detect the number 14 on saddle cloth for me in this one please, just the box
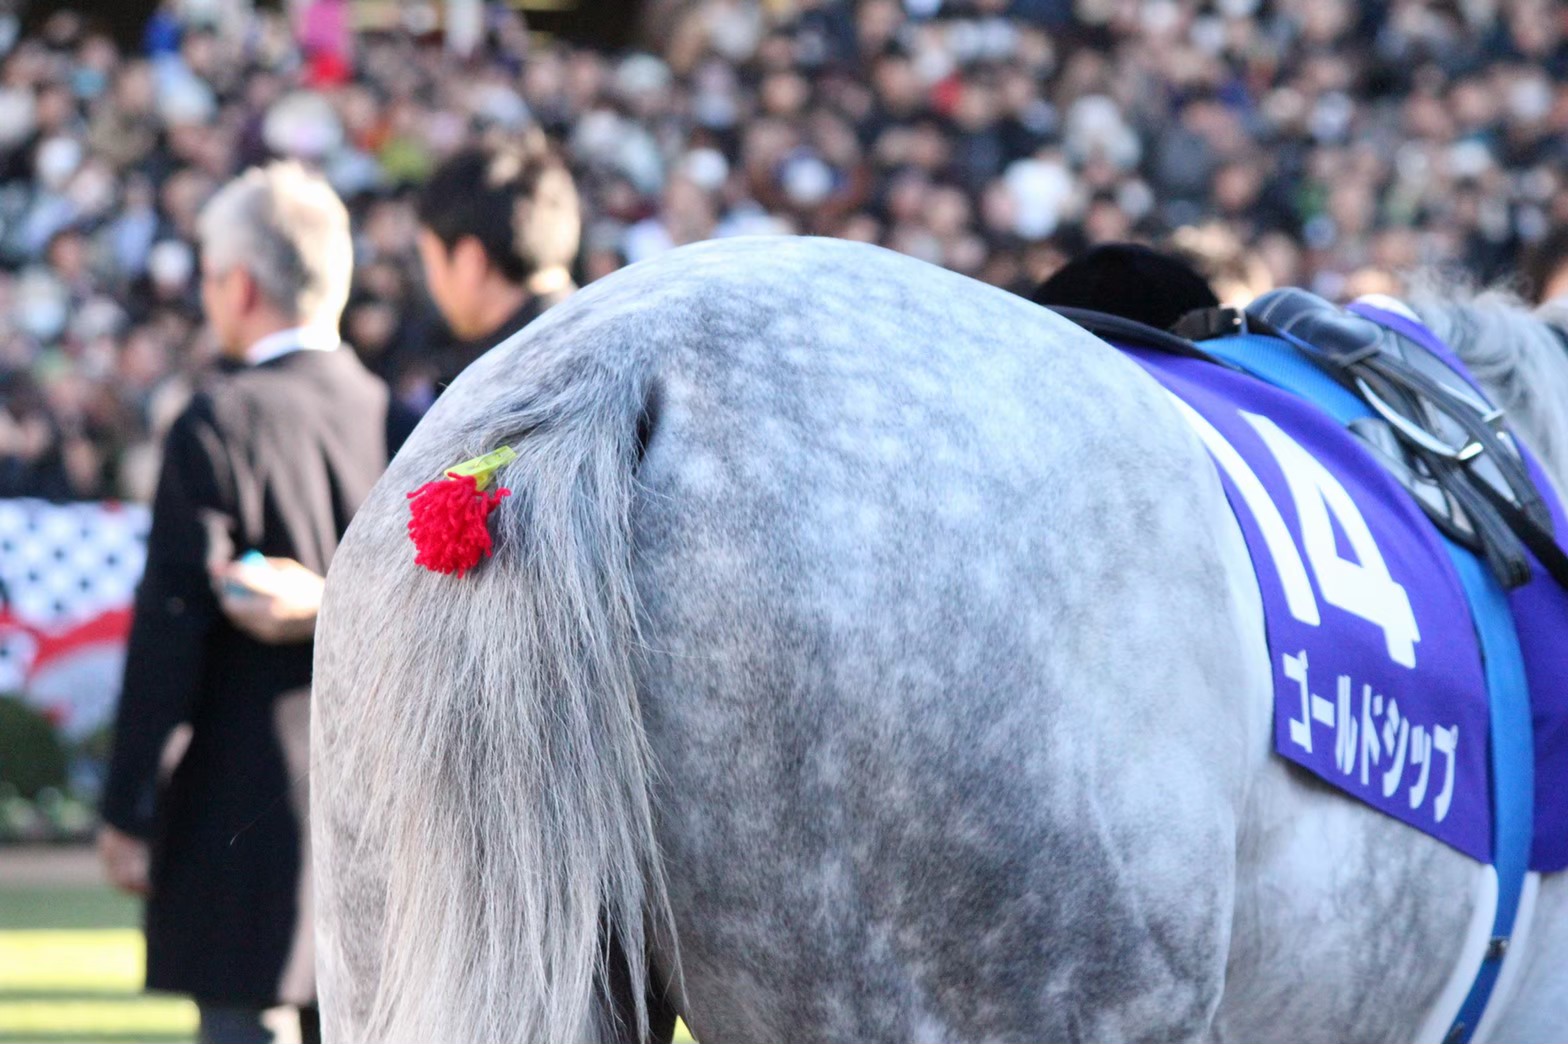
[1125,334,1568,873]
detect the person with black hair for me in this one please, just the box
[1029,241,1219,331]
[1523,226,1568,305]
[0,371,72,499]
[408,135,581,396]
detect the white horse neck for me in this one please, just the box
[1411,293,1568,500]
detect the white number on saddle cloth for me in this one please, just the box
[1244,413,1421,668]
[1165,396,1321,625]
[1164,392,1420,668]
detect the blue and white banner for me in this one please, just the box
[0,499,149,740]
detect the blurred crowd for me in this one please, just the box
[1,0,1567,501]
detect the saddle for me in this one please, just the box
[1053,291,1568,592]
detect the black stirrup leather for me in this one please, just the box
[1247,288,1568,592]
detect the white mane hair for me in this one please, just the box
[1407,288,1568,497]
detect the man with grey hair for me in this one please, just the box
[98,161,411,1044]
[195,160,356,362]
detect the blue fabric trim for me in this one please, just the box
[1445,542,1532,1042]
[1201,335,1534,1042]
[1202,335,1365,425]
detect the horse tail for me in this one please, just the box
[313,346,669,1043]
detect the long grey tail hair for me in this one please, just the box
[313,338,671,1043]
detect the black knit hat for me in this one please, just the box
[1029,242,1219,331]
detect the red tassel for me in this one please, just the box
[406,472,512,576]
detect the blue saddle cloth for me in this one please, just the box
[1116,315,1568,873]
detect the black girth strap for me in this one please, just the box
[1045,306,1225,365]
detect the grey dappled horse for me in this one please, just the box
[311,237,1568,1042]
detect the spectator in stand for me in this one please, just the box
[1523,225,1568,305]
[1167,222,1275,307]
[0,369,71,498]
[1,1,1567,500]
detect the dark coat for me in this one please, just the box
[379,287,572,407]
[435,289,574,391]
[100,345,415,1007]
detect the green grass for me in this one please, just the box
[0,880,192,1041]
[0,920,198,1042]
[0,885,141,931]
[1,882,694,1042]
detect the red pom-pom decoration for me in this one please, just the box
[406,472,512,576]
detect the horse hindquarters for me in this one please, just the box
[622,269,1269,1038]
[315,236,1264,1042]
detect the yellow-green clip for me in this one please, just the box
[444,446,518,490]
